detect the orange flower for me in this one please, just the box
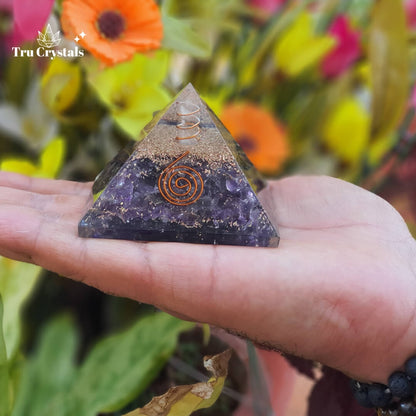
[221,103,289,174]
[61,0,163,65]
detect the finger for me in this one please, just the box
[265,176,407,233]
[0,171,92,196]
[0,186,92,218]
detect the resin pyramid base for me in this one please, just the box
[79,155,279,247]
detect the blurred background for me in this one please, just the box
[0,0,415,415]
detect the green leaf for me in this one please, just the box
[347,0,375,22]
[0,296,10,416]
[12,315,78,416]
[5,55,32,105]
[161,0,212,57]
[162,15,211,58]
[162,0,176,16]
[161,0,249,33]
[0,258,40,360]
[369,0,410,140]
[66,313,193,414]
[274,12,335,77]
[132,51,170,86]
[236,4,305,86]
[11,313,192,416]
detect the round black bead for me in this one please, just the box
[379,404,399,416]
[405,357,416,380]
[398,401,416,415]
[388,372,416,399]
[368,383,393,408]
[351,380,373,408]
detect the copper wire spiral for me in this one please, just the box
[158,151,204,206]
[176,101,201,141]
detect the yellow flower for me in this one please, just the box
[41,58,81,114]
[87,51,170,139]
[322,97,370,165]
[275,12,336,77]
[1,137,66,178]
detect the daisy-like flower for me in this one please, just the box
[221,103,290,174]
[61,0,163,65]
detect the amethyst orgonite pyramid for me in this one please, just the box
[79,84,279,247]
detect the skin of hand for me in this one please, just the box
[0,170,415,384]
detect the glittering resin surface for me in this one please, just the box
[79,84,279,247]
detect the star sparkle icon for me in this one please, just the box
[74,32,86,43]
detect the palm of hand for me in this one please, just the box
[262,176,416,382]
[0,171,415,382]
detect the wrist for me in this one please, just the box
[351,355,416,414]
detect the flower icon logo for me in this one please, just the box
[37,24,61,48]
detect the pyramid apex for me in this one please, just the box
[175,83,201,102]
[183,82,197,91]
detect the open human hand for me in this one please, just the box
[0,170,415,384]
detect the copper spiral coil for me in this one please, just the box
[158,151,204,206]
[176,101,201,140]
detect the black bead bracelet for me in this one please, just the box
[351,356,416,415]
